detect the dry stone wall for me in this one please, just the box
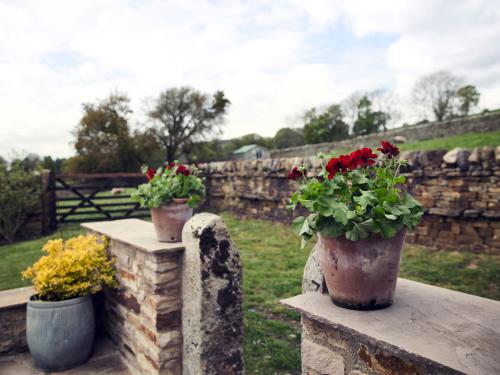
[201,146,500,254]
[271,111,500,158]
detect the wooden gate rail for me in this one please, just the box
[47,172,148,226]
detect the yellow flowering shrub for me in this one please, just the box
[22,234,118,301]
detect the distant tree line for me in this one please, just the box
[2,70,484,173]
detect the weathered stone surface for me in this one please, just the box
[82,219,184,254]
[419,149,447,167]
[302,243,326,294]
[0,287,34,355]
[302,338,344,374]
[182,213,244,375]
[393,135,407,143]
[481,146,495,168]
[282,279,500,375]
[469,147,481,163]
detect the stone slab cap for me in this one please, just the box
[82,219,184,254]
[0,287,35,311]
[281,278,500,375]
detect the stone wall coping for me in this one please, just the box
[281,278,500,375]
[0,286,35,311]
[82,219,184,254]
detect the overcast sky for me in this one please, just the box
[1,0,500,158]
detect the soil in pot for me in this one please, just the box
[318,229,406,310]
[150,200,193,242]
[27,294,95,371]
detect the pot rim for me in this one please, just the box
[28,294,91,308]
[318,228,407,243]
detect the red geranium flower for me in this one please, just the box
[326,157,344,179]
[351,147,378,168]
[145,167,156,181]
[165,162,176,169]
[377,141,399,159]
[176,165,191,176]
[288,165,306,180]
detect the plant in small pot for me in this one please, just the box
[22,235,117,371]
[288,141,423,310]
[131,162,205,242]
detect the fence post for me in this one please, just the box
[47,170,57,231]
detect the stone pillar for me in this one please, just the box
[182,213,244,375]
[82,216,243,375]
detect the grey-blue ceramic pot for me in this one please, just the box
[27,294,95,371]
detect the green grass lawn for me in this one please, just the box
[399,130,500,151]
[1,214,499,374]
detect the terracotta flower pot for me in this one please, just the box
[150,200,193,242]
[318,229,406,310]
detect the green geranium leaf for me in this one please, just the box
[320,221,344,238]
[291,216,306,234]
[378,219,403,239]
[353,190,377,210]
[351,169,370,186]
[395,175,406,184]
[345,219,374,241]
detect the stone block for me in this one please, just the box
[302,339,344,375]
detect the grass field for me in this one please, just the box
[1,215,499,374]
[399,130,500,151]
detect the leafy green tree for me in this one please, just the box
[132,128,165,167]
[352,96,389,136]
[147,87,230,162]
[273,127,305,149]
[71,92,140,173]
[41,156,65,173]
[303,105,349,144]
[0,163,41,242]
[182,139,225,163]
[456,85,480,116]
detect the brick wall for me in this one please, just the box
[201,146,500,254]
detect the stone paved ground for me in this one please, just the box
[0,337,130,375]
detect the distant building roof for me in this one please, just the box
[233,144,264,154]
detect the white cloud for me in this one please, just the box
[0,0,499,157]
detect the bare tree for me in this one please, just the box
[367,89,402,130]
[341,91,364,131]
[411,70,463,122]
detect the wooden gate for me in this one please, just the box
[48,172,149,226]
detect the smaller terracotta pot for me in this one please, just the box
[150,201,193,242]
[318,229,406,310]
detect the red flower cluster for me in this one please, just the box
[326,148,378,179]
[288,165,306,180]
[145,167,156,181]
[176,165,190,176]
[377,141,399,159]
[165,162,191,176]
